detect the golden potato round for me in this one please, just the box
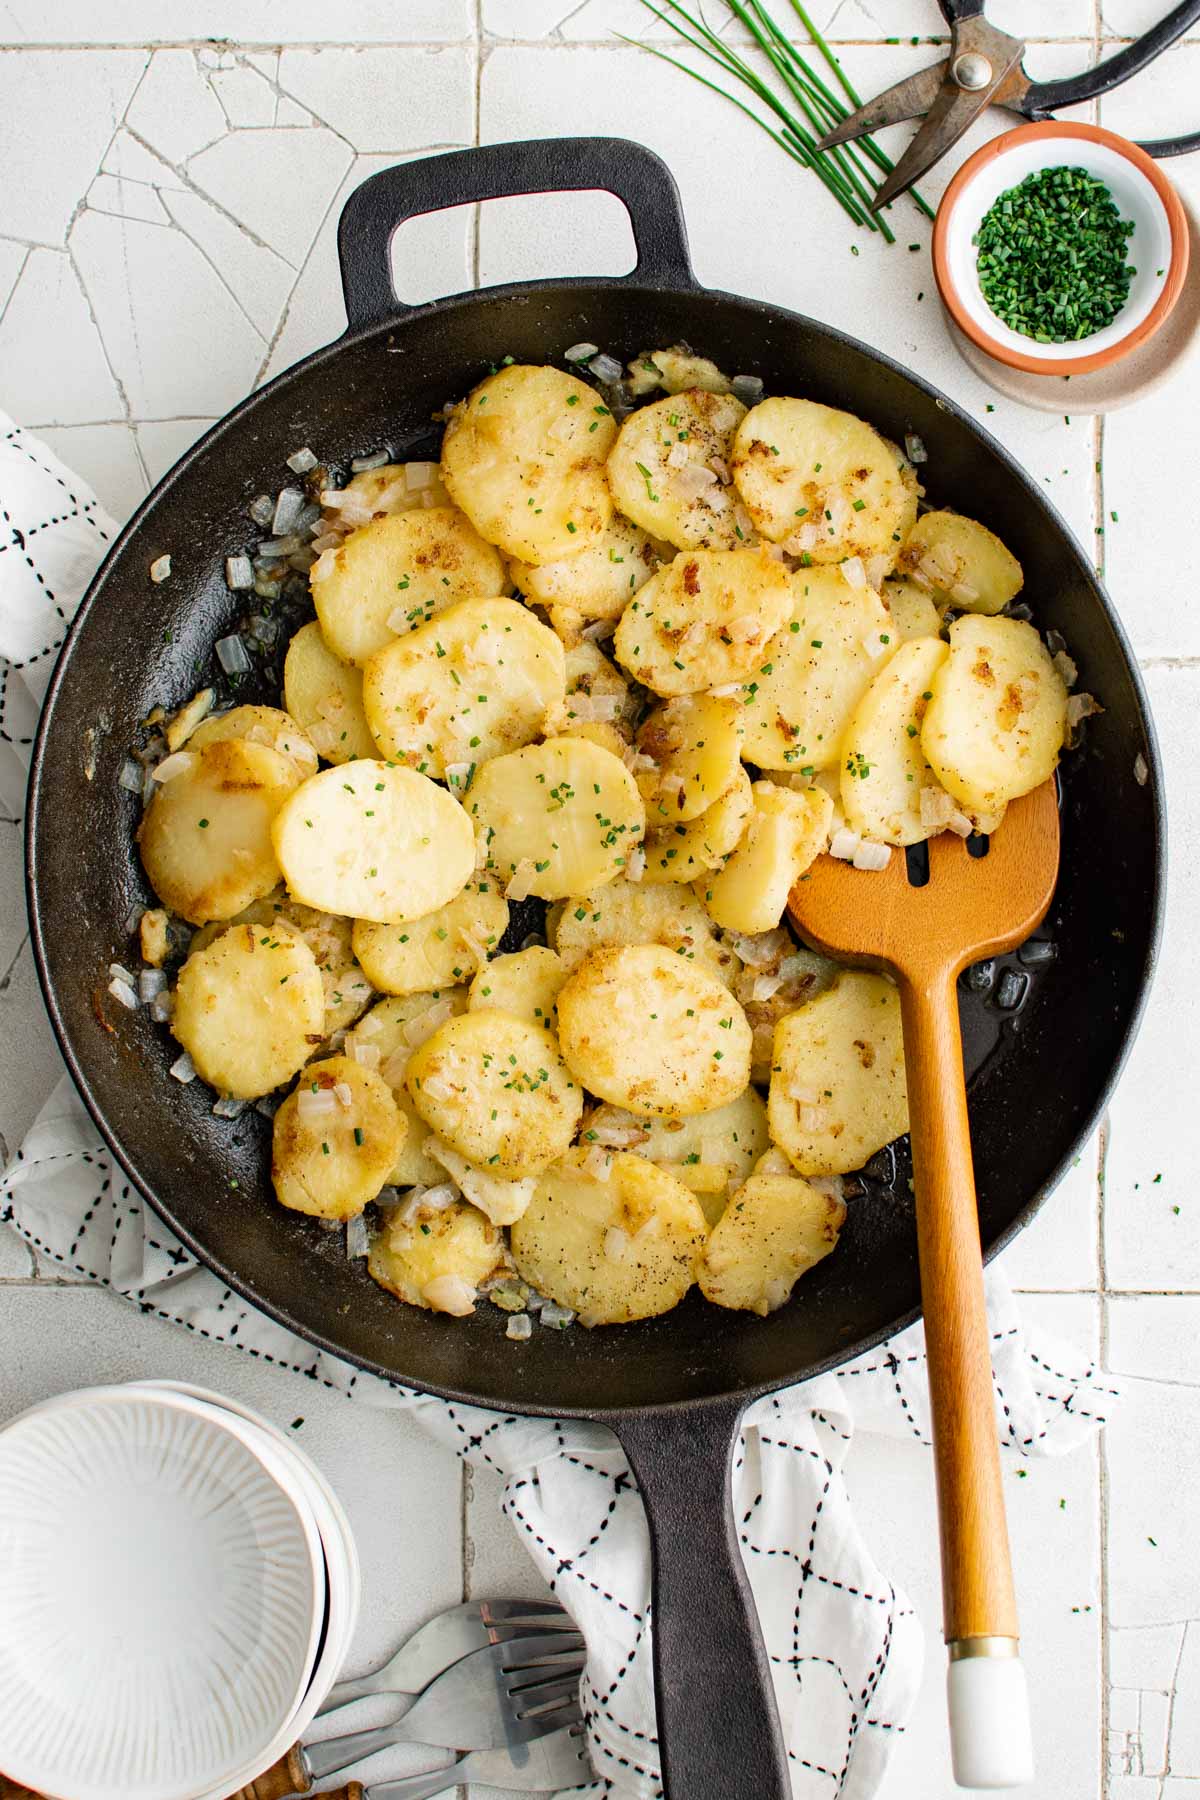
[557,944,752,1117]
[361,596,565,777]
[636,693,743,827]
[283,621,376,765]
[840,635,950,846]
[613,549,793,697]
[468,946,567,1027]
[768,971,908,1176]
[368,1200,503,1314]
[699,1171,845,1315]
[441,364,617,563]
[551,877,739,988]
[312,506,508,666]
[211,888,373,1036]
[468,737,645,900]
[921,615,1068,814]
[731,396,911,561]
[642,768,753,885]
[896,510,1023,615]
[606,388,747,550]
[346,990,468,1186]
[138,738,300,927]
[273,762,475,924]
[883,577,943,643]
[406,1009,583,1178]
[188,704,318,779]
[697,781,832,936]
[509,515,667,621]
[171,920,324,1099]
[272,1054,404,1220]
[586,1083,770,1222]
[738,565,896,772]
[352,877,509,996]
[510,1147,708,1325]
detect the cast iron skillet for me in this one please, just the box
[27,139,1163,1797]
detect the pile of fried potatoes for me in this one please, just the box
[131,346,1074,1331]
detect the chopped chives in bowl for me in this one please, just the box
[973,166,1137,343]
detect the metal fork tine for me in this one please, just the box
[514,1692,586,1723]
[501,1648,586,1675]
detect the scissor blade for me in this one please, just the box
[868,78,997,209]
[815,61,948,149]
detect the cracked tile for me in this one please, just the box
[0,49,146,246]
[0,247,123,426]
[135,419,217,484]
[1110,1622,1186,1690]
[1105,668,1200,1291]
[160,186,294,339]
[0,1222,34,1279]
[0,240,28,317]
[187,126,352,266]
[0,0,472,40]
[37,423,147,525]
[274,46,475,153]
[1170,1623,1200,1776]
[71,208,264,420]
[481,0,1092,37]
[126,49,229,167]
[86,173,170,227]
[208,62,277,128]
[102,128,185,190]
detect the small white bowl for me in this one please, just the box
[0,1386,326,1800]
[933,121,1190,377]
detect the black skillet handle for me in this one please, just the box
[337,137,698,332]
[614,1398,791,1800]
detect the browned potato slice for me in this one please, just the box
[586,1084,770,1224]
[699,1171,845,1314]
[606,389,747,550]
[768,971,908,1175]
[468,737,645,900]
[138,738,300,926]
[896,510,1023,614]
[351,878,509,995]
[311,507,507,666]
[283,621,376,765]
[557,944,752,1116]
[840,636,950,846]
[272,1054,405,1220]
[345,990,468,1186]
[468,946,567,1027]
[189,704,318,779]
[636,693,743,827]
[697,782,832,935]
[731,397,911,562]
[441,364,617,563]
[921,615,1068,813]
[509,516,667,622]
[215,888,374,1036]
[551,877,739,988]
[172,920,324,1099]
[883,576,943,642]
[406,1009,583,1178]
[642,768,754,885]
[510,1147,708,1325]
[273,762,475,924]
[369,1199,504,1314]
[613,549,794,697]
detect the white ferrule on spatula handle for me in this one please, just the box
[947,1638,1034,1789]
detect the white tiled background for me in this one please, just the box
[0,3,1196,1796]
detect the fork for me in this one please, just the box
[320,1597,576,1716]
[299,1632,586,1786]
[336,1723,593,1800]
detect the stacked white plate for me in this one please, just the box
[0,1380,360,1800]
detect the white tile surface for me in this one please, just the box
[1,11,1196,1798]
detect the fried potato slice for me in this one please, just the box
[921,615,1068,813]
[273,761,474,924]
[636,693,744,827]
[697,781,832,935]
[586,1084,770,1226]
[551,877,739,987]
[510,515,667,622]
[896,509,1023,615]
[207,888,373,1036]
[138,738,300,926]
[468,946,567,1027]
[738,565,895,772]
[283,621,376,765]
[557,943,752,1116]
[441,364,617,562]
[368,1199,503,1314]
[510,1146,708,1325]
[699,1170,845,1314]
[351,877,509,996]
[840,636,950,846]
[361,596,565,777]
[172,919,324,1099]
[882,576,944,643]
[613,549,793,697]
[272,1054,405,1220]
[731,396,911,561]
[642,767,754,886]
[345,990,468,1186]
[312,506,508,666]
[607,389,747,550]
[768,970,908,1176]
[468,737,645,901]
[188,704,318,779]
[406,1009,583,1178]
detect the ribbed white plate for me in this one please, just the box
[0,1389,322,1800]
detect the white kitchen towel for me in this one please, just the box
[0,414,1119,1800]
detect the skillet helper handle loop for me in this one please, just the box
[337,136,697,332]
[898,971,1033,1789]
[616,1399,791,1800]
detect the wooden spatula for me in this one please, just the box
[788,778,1059,1790]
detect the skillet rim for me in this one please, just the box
[24,275,1166,1419]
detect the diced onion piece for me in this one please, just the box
[215,634,252,676]
[725,614,762,643]
[674,462,719,498]
[420,1072,456,1103]
[583,1146,614,1182]
[403,998,454,1048]
[287,446,319,474]
[1134,752,1149,786]
[506,1312,533,1340]
[445,760,475,792]
[852,839,891,871]
[946,811,974,839]
[272,486,306,534]
[709,454,731,485]
[626,843,646,883]
[540,1301,575,1329]
[248,494,275,527]
[757,1147,792,1177]
[604,1225,629,1261]
[787,1080,821,1103]
[225,554,254,591]
[580,617,617,642]
[108,975,139,1010]
[169,1051,196,1084]
[920,786,956,831]
[566,692,621,723]
[350,449,390,473]
[864,554,891,589]
[728,927,789,969]
[862,629,890,659]
[505,858,539,902]
[731,373,764,405]
[666,440,690,471]
[298,1085,338,1120]
[212,1096,248,1119]
[118,758,143,793]
[138,969,167,1003]
[149,555,171,584]
[565,342,599,363]
[152,750,196,784]
[950,581,980,605]
[1067,692,1103,730]
[333,1081,354,1109]
[752,970,785,1002]
[150,990,173,1023]
[109,960,136,987]
[798,1104,829,1131]
[904,433,928,464]
[1053,649,1078,688]
[841,555,868,590]
[348,1040,381,1072]
[399,1181,460,1225]
[589,351,623,384]
[829,826,862,862]
[422,1273,477,1316]
[807,1173,846,1203]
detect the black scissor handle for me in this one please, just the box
[1020,0,1200,114]
[938,0,987,19]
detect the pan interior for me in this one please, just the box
[27,284,1160,1415]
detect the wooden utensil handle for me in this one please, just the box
[0,1757,363,1800]
[899,969,1018,1645]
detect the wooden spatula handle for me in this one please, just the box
[0,1760,363,1800]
